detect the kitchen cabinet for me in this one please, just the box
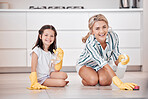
[0,12,26,30]
[0,31,26,48]
[0,50,26,67]
[0,9,143,70]
[27,12,88,30]
[0,11,26,67]
[89,12,140,29]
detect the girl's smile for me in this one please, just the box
[39,29,55,50]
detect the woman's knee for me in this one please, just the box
[99,75,112,86]
[79,66,98,86]
[86,76,98,86]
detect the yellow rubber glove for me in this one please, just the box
[27,72,49,90]
[53,48,64,71]
[112,76,137,90]
[118,54,129,65]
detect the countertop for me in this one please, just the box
[0,8,143,12]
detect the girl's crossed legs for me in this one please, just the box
[79,65,112,86]
[43,72,69,87]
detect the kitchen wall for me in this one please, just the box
[0,0,120,9]
[143,0,148,72]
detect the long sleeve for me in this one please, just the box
[111,32,121,62]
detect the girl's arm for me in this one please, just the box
[28,52,49,90]
[31,52,38,72]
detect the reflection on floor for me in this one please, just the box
[0,72,148,99]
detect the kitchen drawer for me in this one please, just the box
[27,50,31,67]
[0,50,26,67]
[0,31,26,48]
[27,12,88,30]
[27,31,38,49]
[120,48,141,65]
[0,12,26,30]
[62,49,83,66]
[116,31,140,48]
[57,31,87,49]
[89,12,141,29]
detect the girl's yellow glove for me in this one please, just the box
[118,54,129,65]
[112,76,137,90]
[27,72,49,90]
[53,48,64,71]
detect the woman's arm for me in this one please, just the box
[112,32,121,66]
[115,59,119,66]
[103,64,116,78]
[31,52,38,72]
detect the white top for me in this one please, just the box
[30,46,54,79]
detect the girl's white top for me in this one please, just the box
[30,46,54,79]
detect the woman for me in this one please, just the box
[76,14,137,90]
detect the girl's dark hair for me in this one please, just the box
[32,25,57,53]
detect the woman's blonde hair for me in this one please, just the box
[82,14,109,43]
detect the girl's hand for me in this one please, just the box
[53,48,64,71]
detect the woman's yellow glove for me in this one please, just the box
[112,76,137,90]
[27,72,49,90]
[53,48,64,71]
[118,54,129,65]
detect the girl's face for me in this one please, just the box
[92,21,108,43]
[40,29,55,49]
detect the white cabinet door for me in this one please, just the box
[89,12,140,29]
[27,50,31,67]
[120,49,141,65]
[62,49,83,66]
[57,31,87,49]
[0,31,26,48]
[0,12,26,30]
[27,12,89,30]
[0,50,26,67]
[115,31,140,48]
[27,31,38,49]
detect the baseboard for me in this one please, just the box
[0,65,142,73]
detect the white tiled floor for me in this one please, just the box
[0,72,148,99]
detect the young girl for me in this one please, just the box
[28,25,69,90]
[76,14,137,90]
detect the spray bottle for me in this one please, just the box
[116,54,129,79]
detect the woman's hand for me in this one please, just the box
[118,54,129,65]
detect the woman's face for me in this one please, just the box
[40,29,55,48]
[92,21,108,43]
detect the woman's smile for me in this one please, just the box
[92,21,108,43]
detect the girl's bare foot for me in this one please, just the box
[66,81,69,85]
